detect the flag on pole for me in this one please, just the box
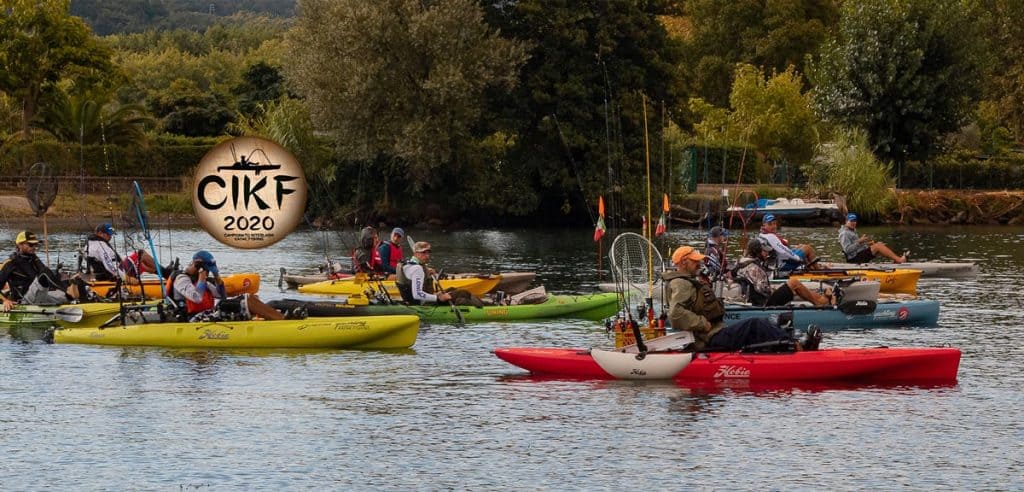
[655,193,668,237]
[593,196,607,242]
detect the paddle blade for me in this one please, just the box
[54,306,84,323]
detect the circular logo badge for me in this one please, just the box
[192,137,307,249]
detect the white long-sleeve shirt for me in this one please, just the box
[85,238,123,279]
[758,231,804,268]
[400,262,438,303]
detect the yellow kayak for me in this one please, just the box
[790,268,921,294]
[89,273,261,299]
[298,275,501,298]
[53,314,419,349]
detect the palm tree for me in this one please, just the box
[32,87,153,146]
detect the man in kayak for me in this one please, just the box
[171,250,284,321]
[838,213,907,263]
[704,226,729,281]
[733,238,833,307]
[395,241,454,305]
[1,231,86,310]
[758,214,821,271]
[663,245,820,351]
[352,226,384,275]
[377,227,406,276]
[84,223,122,281]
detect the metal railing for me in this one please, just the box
[0,176,186,194]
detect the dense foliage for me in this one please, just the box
[1,0,1023,227]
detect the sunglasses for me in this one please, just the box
[420,250,432,254]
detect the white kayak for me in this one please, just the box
[827,261,977,278]
[590,348,693,380]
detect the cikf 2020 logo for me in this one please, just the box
[192,137,307,249]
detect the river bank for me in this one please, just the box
[3,188,1023,229]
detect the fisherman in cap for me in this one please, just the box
[1,231,85,310]
[378,227,406,276]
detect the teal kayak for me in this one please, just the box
[723,299,940,329]
[269,293,620,323]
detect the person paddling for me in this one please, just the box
[84,223,123,281]
[378,227,406,276]
[663,245,820,351]
[395,242,454,305]
[171,250,284,321]
[758,214,822,271]
[838,213,907,264]
[1,231,86,310]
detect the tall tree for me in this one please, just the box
[976,0,1024,142]
[679,0,839,107]
[811,0,985,166]
[33,86,152,146]
[0,0,115,137]
[284,0,524,188]
[490,0,685,218]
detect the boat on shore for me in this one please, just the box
[727,197,841,221]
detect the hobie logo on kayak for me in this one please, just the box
[713,365,751,379]
[192,137,307,249]
[198,329,230,340]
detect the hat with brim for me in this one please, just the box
[672,246,706,264]
[16,231,40,245]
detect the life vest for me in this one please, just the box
[395,259,433,304]
[384,242,403,272]
[675,275,726,323]
[167,271,216,314]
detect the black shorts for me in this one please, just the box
[846,248,875,263]
[764,283,795,307]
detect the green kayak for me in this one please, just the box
[269,293,620,323]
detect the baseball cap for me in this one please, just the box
[15,231,40,244]
[709,226,729,238]
[847,213,858,222]
[96,223,115,236]
[413,241,431,253]
[671,246,705,264]
[192,250,219,274]
[763,214,776,224]
[392,227,405,237]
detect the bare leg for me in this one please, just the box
[140,252,157,273]
[796,244,822,269]
[787,278,831,306]
[246,294,284,320]
[870,242,906,263]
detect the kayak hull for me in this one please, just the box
[493,346,961,383]
[828,261,977,278]
[789,269,920,295]
[90,273,260,299]
[723,299,940,329]
[284,271,535,294]
[269,293,620,323]
[298,276,501,298]
[53,315,420,349]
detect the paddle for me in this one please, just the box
[129,182,168,301]
[53,306,84,323]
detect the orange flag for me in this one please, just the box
[593,196,606,242]
[655,193,668,237]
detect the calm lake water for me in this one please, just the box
[2,224,1022,489]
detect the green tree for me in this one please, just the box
[805,128,895,216]
[33,85,152,145]
[810,0,985,168]
[0,0,116,137]
[232,61,287,117]
[690,64,819,183]
[147,79,234,136]
[283,0,527,204]
[975,0,1024,142]
[490,0,684,218]
[679,0,839,107]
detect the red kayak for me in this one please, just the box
[493,346,960,384]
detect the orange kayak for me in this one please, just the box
[89,273,261,299]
